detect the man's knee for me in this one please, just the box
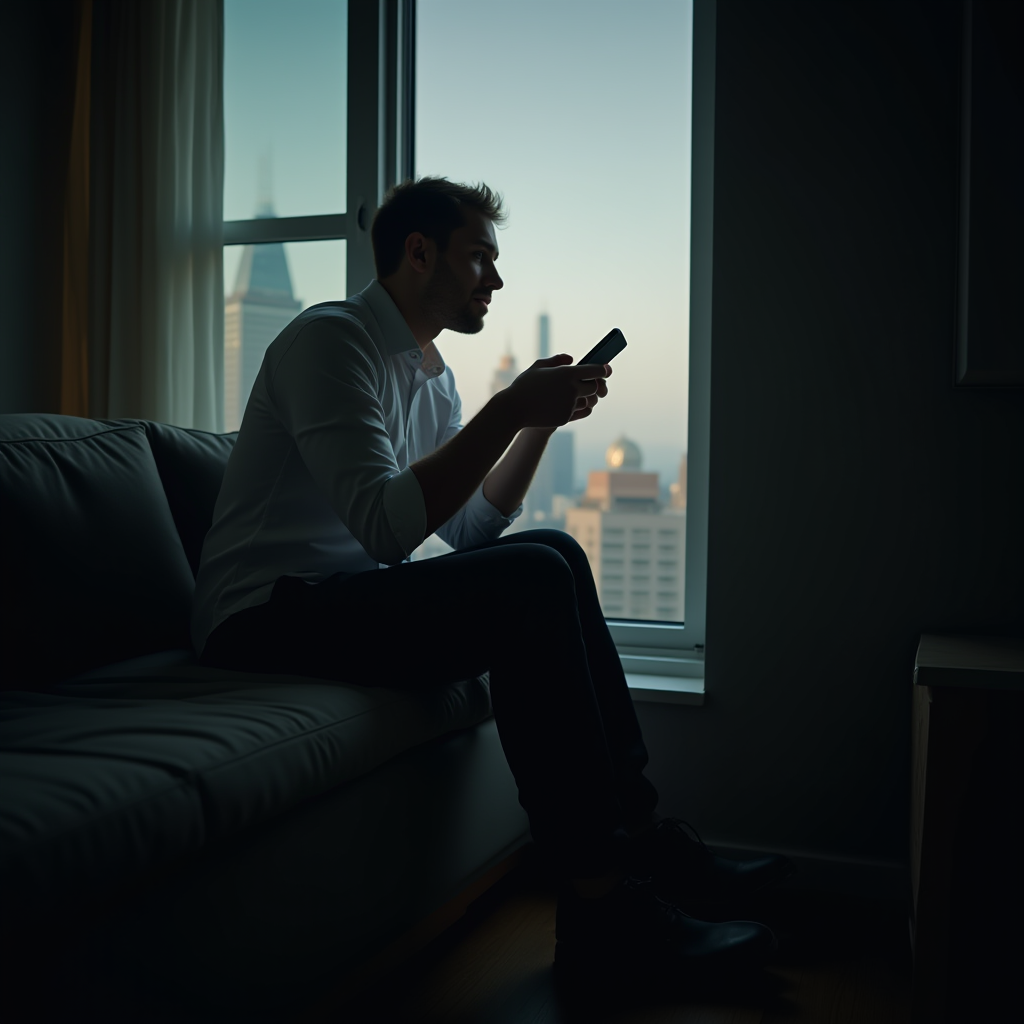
[510,540,575,581]
[492,541,576,612]
[519,529,589,571]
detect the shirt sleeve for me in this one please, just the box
[267,315,427,565]
[433,385,523,550]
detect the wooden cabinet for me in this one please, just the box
[910,635,1024,1024]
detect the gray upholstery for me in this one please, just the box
[39,718,529,1023]
[0,415,195,684]
[0,664,494,916]
[143,421,238,578]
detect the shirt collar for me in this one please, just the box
[360,279,446,378]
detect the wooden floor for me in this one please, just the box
[325,855,913,1024]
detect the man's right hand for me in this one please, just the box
[503,353,612,430]
[411,355,611,538]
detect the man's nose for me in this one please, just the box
[487,264,504,290]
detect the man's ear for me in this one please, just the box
[404,232,434,275]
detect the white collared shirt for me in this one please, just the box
[191,280,522,654]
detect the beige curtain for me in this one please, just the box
[91,0,224,430]
[61,1,93,418]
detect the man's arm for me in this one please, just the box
[410,355,609,538]
[482,426,555,516]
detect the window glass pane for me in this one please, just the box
[415,0,692,623]
[223,240,347,431]
[224,0,347,221]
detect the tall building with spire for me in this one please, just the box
[538,313,550,360]
[223,190,302,431]
[487,338,575,529]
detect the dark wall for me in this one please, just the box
[638,0,1024,867]
[0,2,77,414]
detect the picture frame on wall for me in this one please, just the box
[954,0,1023,387]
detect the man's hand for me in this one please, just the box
[503,353,611,430]
[411,354,612,536]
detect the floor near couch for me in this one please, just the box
[305,846,913,1024]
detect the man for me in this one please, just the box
[193,177,791,981]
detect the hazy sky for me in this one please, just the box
[224,0,693,483]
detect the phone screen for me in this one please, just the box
[579,328,627,366]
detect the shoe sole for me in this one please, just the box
[659,863,798,918]
[553,928,778,985]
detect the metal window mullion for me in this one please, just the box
[347,0,416,297]
[382,1,416,197]
[400,0,416,182]
[347,0,382,295]
[681,0,715,653]
[223,214,348,246]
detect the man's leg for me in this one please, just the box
[203,537,636,880]
[459,529,659,835]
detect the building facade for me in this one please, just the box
[564,437,686,622]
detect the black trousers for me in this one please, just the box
[201,529,659,878]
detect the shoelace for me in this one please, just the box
[655,818,718,860]
[623,873,697,923]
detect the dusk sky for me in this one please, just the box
[224,0,693,483]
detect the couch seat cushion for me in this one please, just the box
[0,664,492,917]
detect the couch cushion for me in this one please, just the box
[143,421,237,578]
[0,416,196,686]
[0,663,493,916]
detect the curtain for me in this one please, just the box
[61,1,92,418]
[91,0,224,431]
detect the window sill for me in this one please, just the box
[626,673,705,705]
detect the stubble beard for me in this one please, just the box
[422,255,486,335]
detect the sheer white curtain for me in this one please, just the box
[91,0,224,431]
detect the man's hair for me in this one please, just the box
[371,177,506,278]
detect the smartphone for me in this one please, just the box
[578,328,627,369]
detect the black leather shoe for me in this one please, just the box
[629,818,795,914]
[554,874,776,982]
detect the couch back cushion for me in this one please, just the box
[0,415,196,686]
[143,422,238,578]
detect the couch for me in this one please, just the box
[0,413,531,1022]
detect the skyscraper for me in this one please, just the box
[564,437,686,622]
[489,349,518,396]
[670,452,688,509]
[527,431,575,525]
[538,313,550,360]
[486,338,575,529]
[223,200,301,431]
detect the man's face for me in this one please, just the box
[421,209,503,335]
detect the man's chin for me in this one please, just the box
[446,314,486,335]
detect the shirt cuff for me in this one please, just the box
[382,466,428,557]
[465,482,523,526]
